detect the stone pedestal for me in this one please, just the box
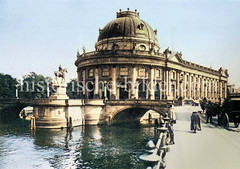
[50,82,69,99]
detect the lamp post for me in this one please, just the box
[15,77,23,99]
[47,85,50,98]
[15,84,19,99]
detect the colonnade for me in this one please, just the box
[77,65,227,102]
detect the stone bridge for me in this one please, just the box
[82,99,172,125]
[0,98,172,128]
[0,98,36,122]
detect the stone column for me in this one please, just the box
[211,79,214,100]
[150,67,155,100]
[200,77,203,99]
[208,79,211,99]
[201,78,204,98]
[192,75,196,100]
[214,80,217,101]
[166,69,169,99]
[183,73,187,99]
[160,82,162,100]
[146,82,149,99]
[168,70,171,98]
[215,80,218,99]
[197,76,200,99]
[77,69,81,97]
[224,82,227,99]
[174,82,176,99]
[82,69,86,98]
[111,65,117,99]
[131,65,137,99]
[219,81,223,100]
[94,68,99,99]
[116,87,119,100]
[135,84,139,99]
[213,80,215,100]
[213,79,216,99]
[176,71,180,98]
[206,79,208,99]
[104,82,107,100]
[180,74,184,98]
[209,79,212,100]
[188,74,191,99]
[203,78,206,99]
[163,70,165,99]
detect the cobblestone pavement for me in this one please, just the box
[165,106,240,169]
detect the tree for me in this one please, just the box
[19,72,51,99]
[67,79,79,99]
[0,73,18,98]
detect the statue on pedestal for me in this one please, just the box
[50,65,69,99]
[54,65,68,84]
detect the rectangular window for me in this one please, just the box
[120,67,128,76]
[172,72,175,79]
[139,68,146,77]
[102,67,109,77]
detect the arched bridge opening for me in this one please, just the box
[0,99,34,123]
[110,107,167,125]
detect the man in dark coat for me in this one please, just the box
[191,112,201,133]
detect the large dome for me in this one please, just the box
[98,9,158,43]
[95,9,160,53]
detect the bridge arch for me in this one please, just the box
[109,106,166,124]
[0,101,32,122]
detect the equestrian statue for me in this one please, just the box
[54,65,68,84]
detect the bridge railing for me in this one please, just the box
[105,99,173,105]
[139,117,174,169]
[0,98,35,105]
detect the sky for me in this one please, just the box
[0,0,240,87]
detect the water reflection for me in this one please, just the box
[0,123,155,169]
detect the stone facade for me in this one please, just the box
[75,9,228,103]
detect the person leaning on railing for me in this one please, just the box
[168,105,176,144]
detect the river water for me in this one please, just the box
[0,122,156,169]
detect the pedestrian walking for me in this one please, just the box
[197,111,202,130]
[168,120,175,144]
[190,112,201,133]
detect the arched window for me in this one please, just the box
[87,82,94,99]
[88,68,94,78]
[155,83,160,99]
[156,69,161,79]
[119,82,129,99]
[138,82,147,99]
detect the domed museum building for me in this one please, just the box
[75,9,228,103]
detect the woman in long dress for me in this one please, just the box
[191,112,201,133]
